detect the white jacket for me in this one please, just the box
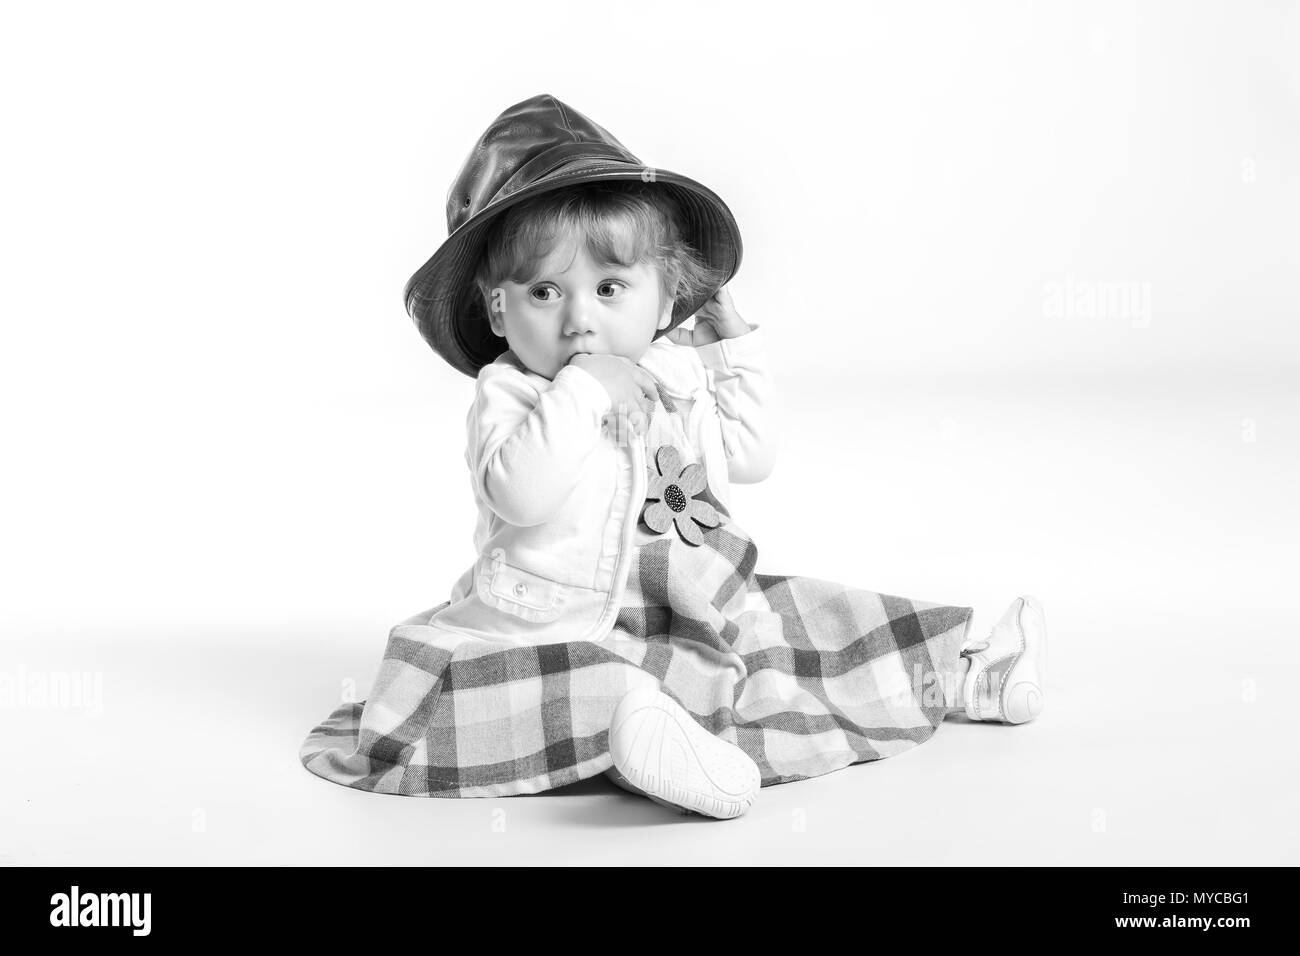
[424,325,778,646]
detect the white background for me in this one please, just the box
[2,0,1296,864]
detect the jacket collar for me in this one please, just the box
[636,337,701,399]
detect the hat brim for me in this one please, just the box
[403,162,743,378]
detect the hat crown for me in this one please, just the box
[445,94,641,234]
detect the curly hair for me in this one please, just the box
[472,181,721,317]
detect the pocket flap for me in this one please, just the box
[476,551,567,622]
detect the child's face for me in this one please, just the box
[486,232,674,381]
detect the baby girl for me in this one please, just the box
[300,94,1048,819]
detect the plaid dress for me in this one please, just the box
[300,508,974,798]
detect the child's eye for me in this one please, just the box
[529,284,559,302]
[597,280,625,297]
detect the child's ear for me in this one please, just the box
[657,292,675,331]
[657,266,681,331]
[486,291,506,337]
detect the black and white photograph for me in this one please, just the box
[1,0,1295,907]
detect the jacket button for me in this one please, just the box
[514,583,528,596]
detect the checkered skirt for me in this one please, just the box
[300,517,973,798]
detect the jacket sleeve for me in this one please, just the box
[693,324,779,484]
[466,362,613,527]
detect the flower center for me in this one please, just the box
[664,484,687,513]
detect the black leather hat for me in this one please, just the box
[403,94,743,377]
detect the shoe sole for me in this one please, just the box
[609,685,761,819]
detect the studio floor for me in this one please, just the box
[4,371,1296,865]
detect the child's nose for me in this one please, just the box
[562,296,595,336]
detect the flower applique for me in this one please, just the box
[641,445,723,546]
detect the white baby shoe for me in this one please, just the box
[604,764,691,815]
[960,596,1047,724]
[608,684,761,819]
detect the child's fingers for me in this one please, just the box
[697,287,726,312]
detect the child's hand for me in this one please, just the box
[569,352,658,434]
[665,286,752,347]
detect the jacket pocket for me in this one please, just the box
[475,548,569,623]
